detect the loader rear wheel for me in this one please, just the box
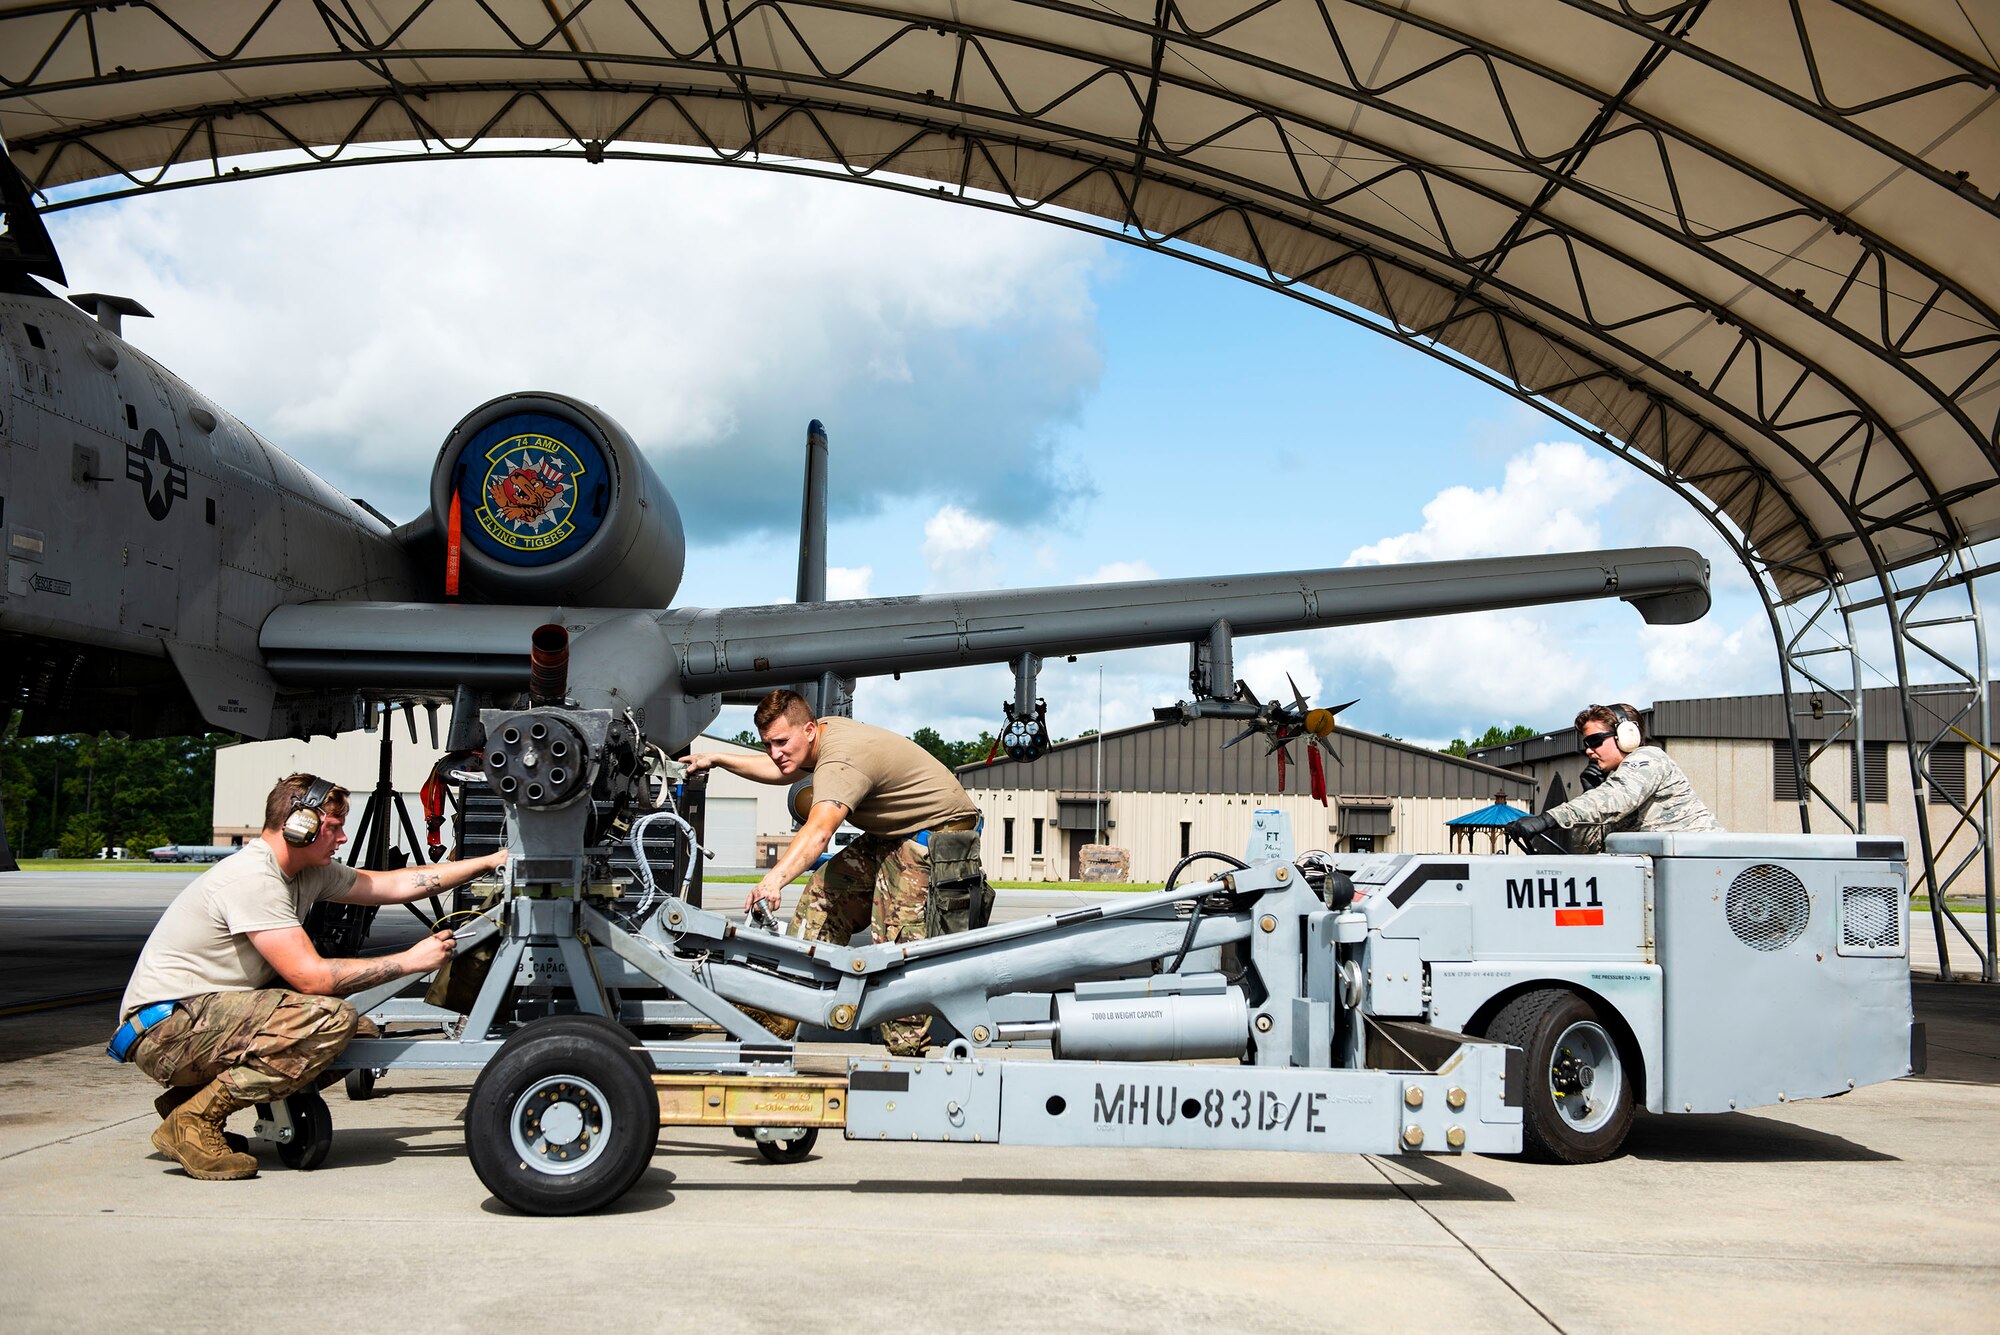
[755,1128,818,1164]
[1485,989,1633,1164]
[467,1016,659,1215]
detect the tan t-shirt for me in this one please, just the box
[808,716,980,838]
[119,840,358,1021]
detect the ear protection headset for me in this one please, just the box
[1612,704,1643,755]
[282,777,337,846]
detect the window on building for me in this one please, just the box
[1179,821,1191,858]
[1851,741,1888,804]
[1927,743,1968,806]
[1773,741,1803,802]
[1032,817,1044,855]
[1002,817,1015,855]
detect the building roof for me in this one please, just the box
[1649,685,1999,746]
[1466,683,2000,767]
[960,715,1533,801]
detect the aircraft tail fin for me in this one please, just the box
[795,419,829,604]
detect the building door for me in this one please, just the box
[703,796,757,869]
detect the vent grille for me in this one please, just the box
[1726,864,1811,951]
[1841,885,1903,951]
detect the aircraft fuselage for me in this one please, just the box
[0,281,418,738]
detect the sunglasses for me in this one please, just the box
[1581,731,1616,753]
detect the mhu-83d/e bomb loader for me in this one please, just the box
[294,696,1920,1215]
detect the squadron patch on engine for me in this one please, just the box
[474,434,584,553]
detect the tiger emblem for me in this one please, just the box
[470,431,588,553]
[491,465,564,526]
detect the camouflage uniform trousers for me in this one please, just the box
[788,832,938,1056]
[131,989,377,1106]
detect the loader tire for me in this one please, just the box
[1485,988,1633,1164]
[467,1016,659,1215]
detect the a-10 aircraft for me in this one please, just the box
[0,144,1711,816]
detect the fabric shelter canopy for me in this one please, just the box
[3,1,1996,603]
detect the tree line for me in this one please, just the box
[0,719,231,858]
[5,714,1540,859]
[1442,724,1538,758]
[737,720,1539,766]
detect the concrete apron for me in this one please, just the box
[2,885,1997,1332]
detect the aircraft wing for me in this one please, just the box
[261,546,1707,740]
[658,546,1706,693]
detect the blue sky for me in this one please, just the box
[42,154,1819,749]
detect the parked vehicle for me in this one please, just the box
[811,829,860,869]
[148,844,238,863]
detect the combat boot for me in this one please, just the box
[153,1086,249,1153]
[151,1080,258,1180]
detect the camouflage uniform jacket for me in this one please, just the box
[1548,745,1719,853]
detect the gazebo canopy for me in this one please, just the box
[1448,801,1531,828]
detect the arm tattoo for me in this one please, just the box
[412,868,444,894]
[327,956,407,995]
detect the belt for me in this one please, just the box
[913,816,982,848]
[106,1000,179,1063]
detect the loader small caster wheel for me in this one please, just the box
[276,1089,334,1171]
[467,1016,659,1215]
[344,1067,378,1101]
[755,1128,818,1164]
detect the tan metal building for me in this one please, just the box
[958,717,1534,883]
[213,717,791,869]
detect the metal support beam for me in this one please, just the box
[1886,551,1996,981]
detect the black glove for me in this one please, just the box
[1579,759,1607,792]
[1506,812,1556,840]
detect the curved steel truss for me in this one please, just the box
[3,0,1997,972]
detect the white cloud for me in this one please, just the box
[1635,613,1775,702]
[860,437,1789,750]
[1346,441,1622,566]
[1078,560,1158,584]
[1239,646,1321,705]
[49,159,1109,537]
[922,505,1001,591]
[856,663,1014,743]
[825,566,873,600]
[50,151,1803,747]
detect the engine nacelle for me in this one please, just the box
[430,392,685,607]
